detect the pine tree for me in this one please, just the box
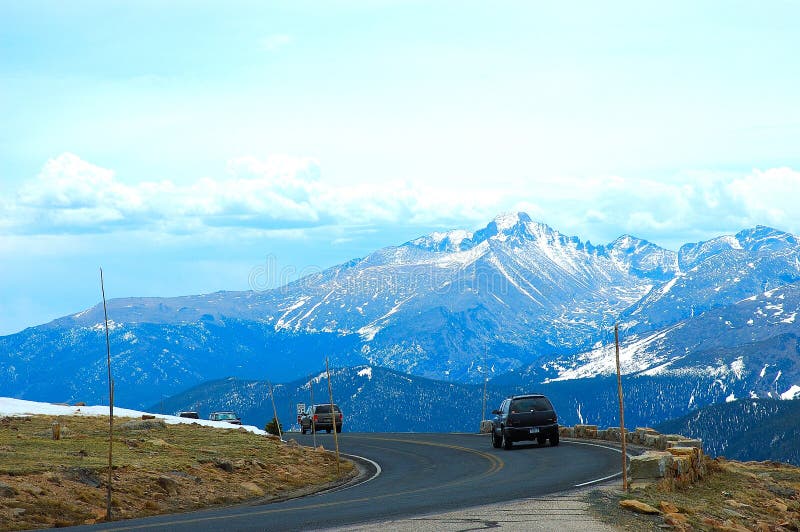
[265,417,282,436]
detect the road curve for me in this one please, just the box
[68,433,622,531]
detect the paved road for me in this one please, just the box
[69,433,622,531]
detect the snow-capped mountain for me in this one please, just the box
[621,226,800,333]
[1,214,798,413]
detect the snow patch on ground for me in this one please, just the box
[780,385,800,400]
[357,367,373,380]
[90,320,122,331]
[720,235,743,250]
[725,393,736,403]
[357,324,381,341]
[731,356,744,379]
[546,323,685,381]
[0,397,267,435]
[275,296,311,330]
[73,307,93,319]
[660,276,679,295]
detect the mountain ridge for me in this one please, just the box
[1,214,799,414]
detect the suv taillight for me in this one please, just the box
[339,413,343,420]
[313,414,318,422]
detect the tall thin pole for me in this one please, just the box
[481,351,488,425]
[481,377,487,423]
[614,323,628,491]
[100,268,114,520]
[268,380,282,440]
[310,378,317,449]
[325,358,341,475]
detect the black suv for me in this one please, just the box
[491,394,559,449]
[299,404,343,434]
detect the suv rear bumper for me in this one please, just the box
[503,423,559,442]
[311,423,342,431]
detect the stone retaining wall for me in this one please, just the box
[559,425,707,489]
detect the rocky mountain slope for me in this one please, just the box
[1,214,799,415]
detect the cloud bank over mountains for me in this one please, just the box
[4,152,800,249]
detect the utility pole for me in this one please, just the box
[614,323,628,491]
[326,358,341,475]
[310,378,316,449]
[100,268,114,520]
[481,351,488,426]
[481,376,488,423]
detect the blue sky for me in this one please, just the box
[1,1,799,334]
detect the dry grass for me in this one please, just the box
[0,415,355,530]
[590,457,800,530]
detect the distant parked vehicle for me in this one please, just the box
[209,411,242,425]
[299,404,343,434]
[177,411,200,419]
[490,394,559,450]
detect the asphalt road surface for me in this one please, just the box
[68,433,622,531]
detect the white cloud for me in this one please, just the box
[727,167,800,228]
[5,153,800,248]
[525,169,800,247]
[8,153,323,234]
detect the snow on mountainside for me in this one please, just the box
[1,215,799,413]
[523,282,800,402]
[622,226,800,333]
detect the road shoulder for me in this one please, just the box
[324,483,623,531]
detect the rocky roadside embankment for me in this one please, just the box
[560,424,800,531]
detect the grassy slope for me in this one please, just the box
[0,415,354,530]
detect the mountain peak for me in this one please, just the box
[679,225,799,269]
[735,225,797,249]
[493,211,532,231]
[471,211,554,245]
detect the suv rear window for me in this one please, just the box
[510,397,553,412]
[315,405,340,414]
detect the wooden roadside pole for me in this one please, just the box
[481,377,488,425]
[614,323,628,491]
[325,358,341,476]
[310,378,317,449]
[267,380,283,440]
[100,268,114,520]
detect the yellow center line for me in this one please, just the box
[101,435,505,530]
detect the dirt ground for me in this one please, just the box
[588,458,800,531]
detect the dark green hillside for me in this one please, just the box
[656,399,800,466]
